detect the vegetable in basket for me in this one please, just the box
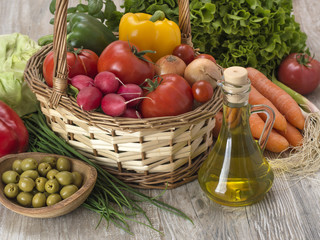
[97,40,155,85]
[140,74,193,118]
[0,100,29,157]
[43,48,98,88]
[119,10,181,62]
[39,13,117,55]
[122,0,309,78]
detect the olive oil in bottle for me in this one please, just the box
[198,67,275,207]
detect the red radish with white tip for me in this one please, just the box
[94,71,122,94]
[117,84,143,107]
[121,108,141,118]
[101,93,127,117]
[71,75,94,90]
[77,86,103,111]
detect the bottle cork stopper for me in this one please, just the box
[222,66,250,104]
[224,66,248,85]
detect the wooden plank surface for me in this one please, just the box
[0,1,320,239]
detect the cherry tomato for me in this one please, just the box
[140,74,193,118]
[277,53,320,95]
[192,80,214,103]
[172,44,195,65]
[195,54,216,63]
[97,40,155,85]
[43,49,98,88]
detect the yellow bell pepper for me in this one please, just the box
[119,10,181,62]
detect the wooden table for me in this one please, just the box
[1,1,319,239]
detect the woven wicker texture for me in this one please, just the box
[24,0,223,189]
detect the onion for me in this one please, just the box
[184,58,222,88]
[155,55,186,76]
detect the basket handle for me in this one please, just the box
[178,0,193,47]
[50,0,69,108]
[50,0,192,107]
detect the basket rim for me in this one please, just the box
[24,44,223,132]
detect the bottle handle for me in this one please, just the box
[250,104,275,152]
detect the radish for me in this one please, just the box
[121,108,141,118]
[77,86,103,111]
[71,75,94,90]
[101,93,127,117]
[94,71,122,94]
[117,84,143,107]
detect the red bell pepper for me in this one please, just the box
[0,101,29,157]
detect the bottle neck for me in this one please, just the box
[222,104,250,131]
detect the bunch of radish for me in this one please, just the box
[71,71,143,118]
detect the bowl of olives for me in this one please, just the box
[0,152,97,218]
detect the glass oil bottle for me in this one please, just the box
[198,66,275,207]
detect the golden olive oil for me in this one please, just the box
[198,67,274,207]
[198,106,274,206]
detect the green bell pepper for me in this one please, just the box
[38,13,116,55]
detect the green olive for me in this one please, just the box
[56,157,71,171]
[45,179,60,194]
[2,170,20,184]
[55,171,73,186]
[41,156,57,168]
[46,193,62,206]
[37,162,52,177]
[12,159,23,174]
[20,170,39,180]
[18,177,35,192]
[32,193,47,208]
[16,192,33,207]
[4,183,19,198]
[60,185,78,199]
[21,158,38,171]
[72,171,83,188]
[35,177,47,192]
[46,169,59,180]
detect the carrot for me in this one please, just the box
[249,113,289,153]
[212,111,223,138]
[247,67,305,130]
[277,121,304,147]
[249,85,287,131]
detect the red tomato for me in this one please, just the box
[192,80,214,103]
[172,44,195,65]
[140,74,193,118]
[278,53,320,95]
[195,54,216,63]
[97,40,155,85]
[43,49,98,87]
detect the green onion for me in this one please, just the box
[23,110,192,235]
[272,78,320,114]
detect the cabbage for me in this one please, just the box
[0,33,40,116]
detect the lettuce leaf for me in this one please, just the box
[123,0,308,78]
[0,33,40,116]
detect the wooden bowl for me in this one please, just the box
[0,152,97,218]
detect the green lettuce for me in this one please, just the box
[0,33,40,116]
[123,0,308,78]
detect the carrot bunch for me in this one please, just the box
[212,67,305,153]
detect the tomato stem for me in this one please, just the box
[128,41,155,65]
[295,53,313,67]
[142,76,163,93]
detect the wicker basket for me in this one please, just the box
[24,0,223,189]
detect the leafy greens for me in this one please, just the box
[123,0,308,77]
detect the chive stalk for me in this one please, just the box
[23,110,192,235]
